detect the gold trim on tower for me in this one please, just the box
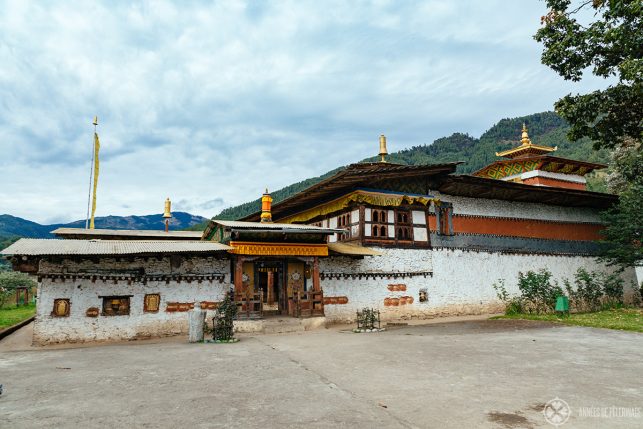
[495,124,557,159]
[228,241,328,256]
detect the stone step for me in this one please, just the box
[234,316,326,334]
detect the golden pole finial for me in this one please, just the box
[261,189,273,223]
[379,134,388,163]
[163,197,172,232]
[93,116,98,126]
[521,123,531,145]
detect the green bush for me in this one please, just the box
[569,268,604,312]
[493,268,629,316]
[565,268,624,311]
[0,271,37,309]
[492,279,523,315]
[517,270,563,314]
[601,272,624,308]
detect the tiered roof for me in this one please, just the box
[474,124,605,180]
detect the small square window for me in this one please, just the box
[52,299,70,317]
[102,296,131,316]
[144,294,160,313]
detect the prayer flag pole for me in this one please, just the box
[85,116,98,229]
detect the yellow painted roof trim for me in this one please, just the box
[328,242,383,256]
[496,143,557,158]
[277,189,440,224]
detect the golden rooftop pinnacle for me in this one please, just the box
[379,134,388,163]
[495,124,557,159]
[521,123,531,145]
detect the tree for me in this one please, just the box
[534,0,642,149]
[599,139,642,268]
[0,271,37,308]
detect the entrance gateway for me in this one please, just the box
[204,190,343,320]
[235,257,324,319]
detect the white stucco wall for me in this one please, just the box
[431,191,602,223]
[34,256,231,344]
[320,248,637,323]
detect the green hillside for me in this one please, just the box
[195,111,609,227]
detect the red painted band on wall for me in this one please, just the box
[428,214,603,241]
[522,176,586,190]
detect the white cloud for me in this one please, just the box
[0,0,611,223]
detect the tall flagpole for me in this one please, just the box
[85,116,98,229]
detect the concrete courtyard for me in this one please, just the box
[0,318,641,428]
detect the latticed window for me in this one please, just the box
[337,213,351,227]
[372,209,387,223]
[336,212,352,241]
[370,209,389,239]
[397,227,412,240]
[397,210,410,224]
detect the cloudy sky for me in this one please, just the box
[1,0,608,224]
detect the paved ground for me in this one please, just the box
[0,319,641,428]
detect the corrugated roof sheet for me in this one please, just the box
[213,220,344,233]
[327,242,383,256]
[1,239,231,256]
[52,228,203,240]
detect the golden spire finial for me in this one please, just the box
[261,189,273,223]
[163,197,172,232]
[521,123,531,145]
[93,116,98,126]
[379,134,388,163]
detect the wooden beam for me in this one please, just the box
[234,256,244,293]
[312,257,320,292]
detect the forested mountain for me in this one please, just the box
[199,111,609,226]
[0,212,207,242]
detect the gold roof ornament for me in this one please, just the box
[261,189,273,223]
[379,134,388,163]
[163,198,172,219]
[495,123,557,159]
[521,123,531,145]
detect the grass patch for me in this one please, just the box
[0,303,36,330]
[493,308,643,333]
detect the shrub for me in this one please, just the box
[492,279,523,315]
[565,268,625,311]
[572,268,604,312]
[600,272,624,308]
[517,269,563,314]
[0,272,37,309]
[212,293,237,341]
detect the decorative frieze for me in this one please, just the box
[383,296,414,306]
[321,271,432,280]
[85,307,99,317]
[52,299,70,317]
[166,301,221,312]
[228,241,328,256]
[143,294,161,313]
[37,272,226,284]
[200,301,220,310]
[324,296,349,305]
[166,302,194,312]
